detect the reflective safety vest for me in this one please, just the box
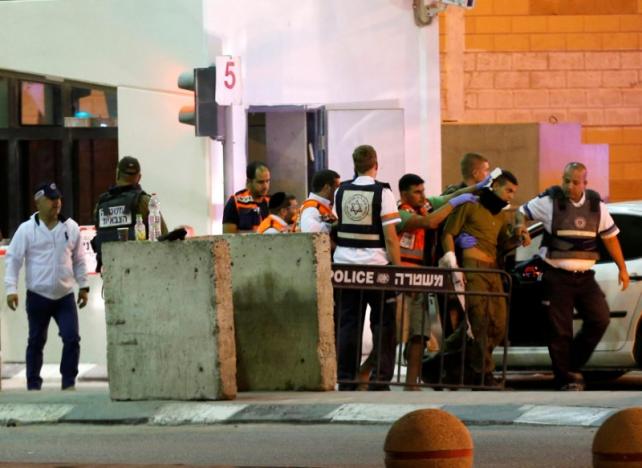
[232,189,269,232]
[294,198,333,232]
[257,214,288,234]
[94,185,144,271]
[542,185,601,260]
[335,180,387,248]
[397,202,426,266]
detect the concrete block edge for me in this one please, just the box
[0,403,620,428]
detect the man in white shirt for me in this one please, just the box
[333,145,401,390]
[5,182,89,391]
[299,169,340,234]
[519,162,629,391]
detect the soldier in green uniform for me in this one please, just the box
[440,171,527,385]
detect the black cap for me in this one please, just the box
[268,192,286,210]
[118,156,141,175]
[33,182,61,201]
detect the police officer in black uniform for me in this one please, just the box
[519,162,629,390]
[93,156,167,272]
[333,145,401,390]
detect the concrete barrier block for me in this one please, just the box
[103,239,236,400]
[225,233,335,391]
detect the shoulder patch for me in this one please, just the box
[543,185,563,199]
[236,194,255,204]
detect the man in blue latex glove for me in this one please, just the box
[388,174,478,389]
[443,153,491,195]
[455,232,478,249]
[439,171,529,386]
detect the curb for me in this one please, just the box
[1,363,108,382]
[0,402,616,428]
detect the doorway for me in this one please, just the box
[246,105,404,200]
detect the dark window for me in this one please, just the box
[0,141,7,238]
[71,87,117,120]
[597,213,642,263]
[20,140,63,218]
[74,139,118,225]
[0,77,8,128]
[0,71,118,237]
[20,81,61,126]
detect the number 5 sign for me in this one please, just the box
[215,56,242,105]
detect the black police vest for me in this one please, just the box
[93,186,145,270]
[542,185,601,260]
[335,180,387,248]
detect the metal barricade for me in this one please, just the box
[332,264,512,391]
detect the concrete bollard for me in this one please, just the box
[384,408,473,468]
[593,407,642,467]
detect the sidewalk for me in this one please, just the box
[2,366,641,428]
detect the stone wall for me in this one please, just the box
[440,0,642,201]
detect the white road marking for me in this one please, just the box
[516,405,614,426]
[150,403,248,425]
[328,403,442,423]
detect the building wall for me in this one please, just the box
[204,0,443,194]
[0,0,211,235]
[0,0,211,364]
[440,0,642,201]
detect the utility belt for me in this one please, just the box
[548,267,594,277]
[462,247,496,266]
[462,258,498,269]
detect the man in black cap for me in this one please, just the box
[256,192,298,234]
[4,182,89,390]
[92,156,167,272]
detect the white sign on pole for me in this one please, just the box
[215,56,242,105]
[79,225,98,274]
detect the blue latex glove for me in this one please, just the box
[448,193,479,208]
[475,174,492,190]
[455,232,477,249]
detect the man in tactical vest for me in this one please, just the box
[442,152,490,197]
[333,145,401,390]
[439,153,491,347]
[93,156,168,272]
[519,162,629,391]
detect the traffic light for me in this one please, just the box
[177,66,222,139]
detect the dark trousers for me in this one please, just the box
[541,268,610,386]
[335,289,396,390]
[26,291,80,390]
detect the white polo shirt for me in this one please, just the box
[333,176,400,266]
[520,192,619,272]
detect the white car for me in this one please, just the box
[497,201,642,378]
